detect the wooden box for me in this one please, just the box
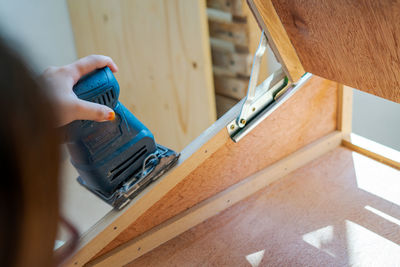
[62,1,400,266]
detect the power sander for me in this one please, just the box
[65,67,179,209]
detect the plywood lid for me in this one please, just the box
[249,0,400,103]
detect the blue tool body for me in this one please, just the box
[66,67,179,209]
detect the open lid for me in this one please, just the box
[248,0,400,103]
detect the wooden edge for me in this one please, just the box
[62,97,245,266]
[88,131,343,266]
[246,0,305,81]
[342,133,400,170]
[337,85,353,140]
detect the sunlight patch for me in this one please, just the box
[245,249,265,267]
[346,220,400,266]
[352,152,400,206]
[302,225,335,257]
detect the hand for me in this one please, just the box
[41,55,119,127]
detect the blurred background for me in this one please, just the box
[0,0,398,236]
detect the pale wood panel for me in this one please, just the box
[129,147,400,266]
[67,0,216,151]
[95,75,338,259]
[253,0,400,103]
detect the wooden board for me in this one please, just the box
[93,75,338,260]
[128,147,400,266]
[208,19,249,47]
[67,0,216,151]
[343,133,400,170]
[250,0,400,103]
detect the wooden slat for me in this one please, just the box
[343,133,400,170]
[207,0,245,17]
[90,131,342,266]
[67,0,216,151]
[93,75,338,261]
[211,46,252,75]
[256,0,400,103]
[247,0,305,82]
[208,19,249,47]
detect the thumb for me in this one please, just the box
[75,99,115,122]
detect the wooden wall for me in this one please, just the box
[68,0,217,151]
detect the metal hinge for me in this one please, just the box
[227,31,312,142]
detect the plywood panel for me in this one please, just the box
[95,75,338,259]
[68,0,216,151]
[251,0,400,103]
[129,147,400,266]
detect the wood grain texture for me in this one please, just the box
[67,0,216,151]
[266,0,400,103]
[94,75,338,259]
[129,147,400,266]
[88,132,342,266]
[248,0,305,82]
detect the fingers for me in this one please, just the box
[74,99,115,122]
[68,55,119,83]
